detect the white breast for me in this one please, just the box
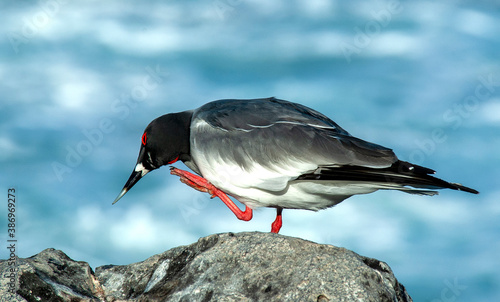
[189,119,383,211]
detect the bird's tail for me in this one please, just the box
[298,160,479,195]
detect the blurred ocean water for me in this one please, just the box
[1,1,499,301]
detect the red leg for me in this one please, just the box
[170,167,253,221]
[271,208,283,233]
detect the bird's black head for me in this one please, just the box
[113,111,192,204]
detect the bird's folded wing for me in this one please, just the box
[191,98,398,191]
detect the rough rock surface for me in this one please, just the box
[0,232,412,302]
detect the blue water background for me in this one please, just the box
[1,1,499,300]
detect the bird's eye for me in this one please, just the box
[141,132,147,145]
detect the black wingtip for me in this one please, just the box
[396,160,436,175]
[395,161,478,194]
[451,183,479,194]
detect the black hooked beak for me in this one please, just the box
[112,162,150,205]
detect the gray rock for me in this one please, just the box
[0,232,412,302]
[0,248,105,302]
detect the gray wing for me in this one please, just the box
[192,97,397,172]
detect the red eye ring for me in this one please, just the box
[141,132,147,145]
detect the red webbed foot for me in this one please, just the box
[170,167,253,221]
